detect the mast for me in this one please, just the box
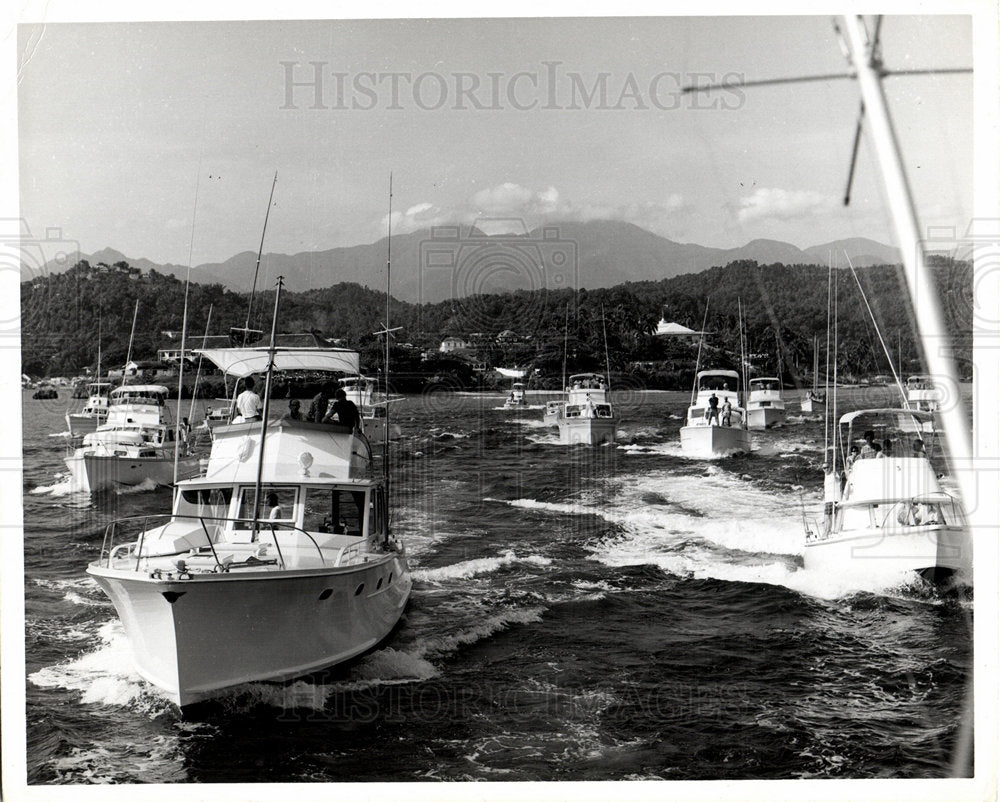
[250,276,284,542]
[561,304,569,392]
[823,258,833,456]
[242,172,279,345]
[96,307,102,382]
[737,298,747,417]
[839,14,973,504]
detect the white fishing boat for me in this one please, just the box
[543,373,616,445]
[803,408,969,582]
[197,401,233,437]
[905,375,941,413]
[679,369,751,457]
[746,377,786,429]
[65,381,113,436]
[64,385,199,492]
[86,283,412,707]
[503,381,526,408]
[338,374,401,445]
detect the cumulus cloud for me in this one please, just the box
[381,182,690,237]
[737,187,836,224]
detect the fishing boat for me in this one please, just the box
[197,401,233,436]
[803,408,969,581]
[64,384,199,492]
[906,375,941,413]
[503,381,526,408]
[86,280,411,707]
[543,373,616,445]
[745,377,786,429]
[679,370,751,457]
[65,381,113,437]
[800,336,826,413]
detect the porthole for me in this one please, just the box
[318,588,333,600]
[354,583,365,596]
[376,577,384,590]
[388,572,393,584]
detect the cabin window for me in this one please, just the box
[177,487,233,519]
[234,486,298,528]
[303,488,368,536]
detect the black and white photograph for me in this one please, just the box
[2,2,997,798]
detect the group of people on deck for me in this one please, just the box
[704,392,734,426]
[846,430,927,464]
[231,378,360,429]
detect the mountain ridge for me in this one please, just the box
[28,220,902,302]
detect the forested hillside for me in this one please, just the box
[20,256,972,388]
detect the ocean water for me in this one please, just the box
[20,387,972,783]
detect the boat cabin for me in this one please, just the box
[838,408,936,464]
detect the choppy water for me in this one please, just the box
[20,387,972,782]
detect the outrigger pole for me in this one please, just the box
[384,174,393,504]
[250,276,284,543]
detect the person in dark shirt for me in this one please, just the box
[323,388,360,429]
[306,382,335,422]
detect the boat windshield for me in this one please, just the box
[303,487,370,535]
[111,389,167,406]
[234,486,299,528]
[906,375,935,390]
[750,379,780,391]
[698,374,737,392]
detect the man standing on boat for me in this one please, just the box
[706,393,720,426]
[233,376,263,422]
[323,388,360,430]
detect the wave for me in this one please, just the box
[413,549,552,582]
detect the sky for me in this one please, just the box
[12,12,977,267]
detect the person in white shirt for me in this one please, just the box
[233,376,263,422]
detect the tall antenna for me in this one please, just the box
[242,172,278,344]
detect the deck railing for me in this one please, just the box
[98,513,332,572]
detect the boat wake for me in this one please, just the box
[413,549,552,582]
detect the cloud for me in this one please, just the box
[381,183,691,237]
[737,187,836,224]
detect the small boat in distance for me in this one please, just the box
[338,374,401,445]
[804,408,969,582]
[65,381,113,437]
[906,375,941,413]
[800,335,826,413]
[543,373,616,445]
[746,377,786,429]
[679,370,751,457]
[64,385,199,492]
[86,280,412,707]
[503,381,526,408]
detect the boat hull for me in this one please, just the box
[680,424,751,457]
[803,524,971,580]
[65,452,200,493]
[87,552,411,707]
[746,406,785,429]
[558,417,616,445]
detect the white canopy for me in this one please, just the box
[496,367,527,379]
[655,320,705,337]
[195,347,360,378]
